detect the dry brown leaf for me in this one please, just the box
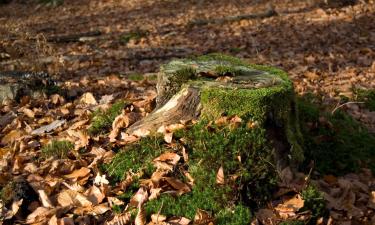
[3,199,23,220]
[194,209,214,225]
[105,212,131,225]
[153,152,180,165]
[275,194,304,219]
[216,166,225,185]
[22,108,35,118]
[151,213,167,223]
[1,130,24,145]
[80,92,97,105]
[86,185,105,205]
[164,132,173,143]
[164,177,191,195]
[67,130,89,150]
[135,205,146,225]
[255,209,277,224]
[149,188,162,200]
[25,207,52,224]
[38,189,54,208]
[48,215,58,225]
[167,217,191,225]
[65,167,91,180]
[109,111,130,142]
[130,187,149,207]
[57,189,92,207]
[31,120,66,135]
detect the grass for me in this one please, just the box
[88,101,127,135]
[298,95,375,175]
[41,140,74,159]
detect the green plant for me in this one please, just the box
[88,101,127,135]
[128,73,144,81]
[104,135,165,181]
[41,140,73,159]
[298,95,375,175]
[354,88,375,111]
[301,185,326,223]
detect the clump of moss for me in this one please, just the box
[41,140,74,159]
[88,101,127,135]
[298,95,375,175]
[300,185,326,223]
[120,29,148,45]
[145,121,277,223]
[128,73,144,81]
[354,88,375,111]
[104,135,165,182]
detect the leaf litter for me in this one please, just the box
[0,0,375,224]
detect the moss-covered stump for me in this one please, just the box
[107,54,305,223]
[128,54,303,167]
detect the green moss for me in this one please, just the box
[88,101,127,135]
[128,73,144,81]
[300,185,326,224]
[146,121,277,223]
[41,140,74,159]
[120,29,148,44]
[298,96,375,175]
[354,88,375,111]
[104,135,165,181]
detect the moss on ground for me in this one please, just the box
[41,140,74,159]
[298,95,375,175]
[354,88,375,111]
[104,135,165,182]
[144,121,277,223]
[88,101,127,135]
[300,185,326,223]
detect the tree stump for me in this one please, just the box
[127,54,303,167]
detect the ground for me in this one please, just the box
[0,0,375,224]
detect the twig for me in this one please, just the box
[331,101,365,114]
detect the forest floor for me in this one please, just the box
[0,0,375,224]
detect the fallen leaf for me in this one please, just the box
[151,213,167,223]
[38,189,54,208]
[216,166,225,185]
[164,177,191,195]
[167,216,191,225]
[135,205,146,225]
[86,185,105,205]
[275,194,304,219]
[194,209,214,225]
[80,92,97,105]
[164,132,173,143]
[57,189,93,207]
[1,130,24,145]
[105,212,131,225]
[65,167,91,180]
[130,187,149,207]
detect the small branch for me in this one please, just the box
[331,101,365,114]
[46,30,102,43]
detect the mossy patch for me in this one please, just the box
[88,101,127,135]
[144,121,277,223]
[298,95,375,175]
[128,73,144,81]
[354,88,375,111]
[41,140,74,159]
[300,185,326,223]
[104,135,165,182]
